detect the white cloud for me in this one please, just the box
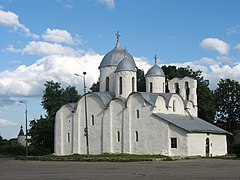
[0,53,103,96]
[97,0,115,9]
[7,41,79,56]
[0,9,39,39]
[200,38,229,55]
[0,119,17,127]
[42,28,81,45]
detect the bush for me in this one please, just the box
[0,144,25,156]
[232,143,240,158]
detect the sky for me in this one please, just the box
[0,0,240,139]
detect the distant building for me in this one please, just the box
[55,32,228,157]
[9,126,26,146]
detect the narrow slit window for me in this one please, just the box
[150,82,153,93]
[117,131,120,142]
[119,77,122,95]
[91,115,94,126]
[135,131,139,142]
[106,77,109,91]
[132,77,135,92]
[173,100,176,112]
[67,133,70,143]
[136,109,140,118]
[185,82,190,100]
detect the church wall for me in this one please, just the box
[187,133,227,156]
[208,134,227,156]
[169,124,188,156]
[83,94,105,154]
[102,107,111,153]
[187,133,206,156]
[146,76,165,93]
[55,105,74,155]
[110,99,125,153]
[115,71,137,99]
[99,66,116,93]
[55,110,62,155]
[168,95,185,115]
[154,96,168,114]
[128,94,169,154]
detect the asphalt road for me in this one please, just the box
[0,158,240,180]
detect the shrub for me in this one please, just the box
[232,143,240,158]
[0,144,25,156]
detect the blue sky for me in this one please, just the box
[0,0,240,139]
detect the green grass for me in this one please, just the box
[0,154,16,158]
[212,154,239,160]
[16,153,172,162]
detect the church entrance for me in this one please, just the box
[205,138,210,157]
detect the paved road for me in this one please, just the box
[0,158,240,179]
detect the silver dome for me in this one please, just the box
[99,41,125,68]
[145,64,165,77]
[115,55,137,73]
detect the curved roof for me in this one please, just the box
[115,56,137,72]
[99,41,124,68]
[145,64,165,77]
[91,91,114,106]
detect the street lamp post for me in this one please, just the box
[74,72,89,157]
[19,100,28,156]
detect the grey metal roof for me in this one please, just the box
[138,92,175,107]
[91,91,114,106]
[115,56,137,72]
[99,41,135,68]
[145,64,165,77]
[154,113,228,134]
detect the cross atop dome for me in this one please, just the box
[154,54,158,64]
[123,46,127,58]
[115,31,121,42]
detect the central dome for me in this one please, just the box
[99,40,135,68]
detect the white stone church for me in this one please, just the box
[55,33,228,157]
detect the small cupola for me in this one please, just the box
[145,55,166,93]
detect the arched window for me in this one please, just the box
[135,131,139,142]
[136,109,140,118]
[117,131,120,142]
[132,77,135,92]
[175,83,180,94]
[173,100,176,112]
[119,77,122,95]
[150,82,153,93]
[106,77,109,91]
[91,115,94,126]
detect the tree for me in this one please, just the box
[28,116,54,155]
[137,69,146,92]
[29,81,80,154]
[214,79,240,134]
[90,80,99,92]
[41,81,80,120]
